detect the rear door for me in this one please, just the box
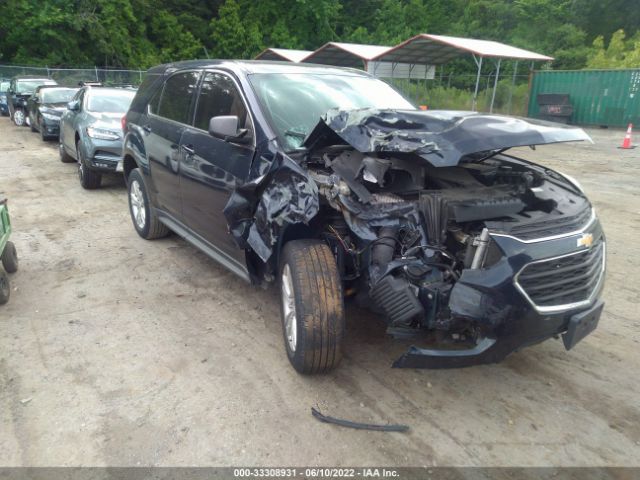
[144,70,200,220]
[178,70,255,262]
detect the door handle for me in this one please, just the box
[181,144,195,155]
[142,124,151,133]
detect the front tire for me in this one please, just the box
[77,146,102,189]
[279,240,345,374]
[127,168,169,240]
[1,241,18,273]
[59,141,74,163]
[13,109,25,127]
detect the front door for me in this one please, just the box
[145,70,200,219]
[178,71,255,263]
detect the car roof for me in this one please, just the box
[84,86,136,94]
[147,59,372,78]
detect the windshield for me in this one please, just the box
[41,88,77,104]
[87,90,136,113]
[249,73,415,150]
[0,82,9,92]
[16,79,56,94]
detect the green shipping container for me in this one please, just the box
[528,69,640,128]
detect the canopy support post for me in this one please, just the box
[507,60,518,114]
[489,58,501,113]
[472,54,483,111]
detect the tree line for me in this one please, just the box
[0,0,638,70]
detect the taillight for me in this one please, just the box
[121,115,127,132]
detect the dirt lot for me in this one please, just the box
[0,118,639,467]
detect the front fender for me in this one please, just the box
[123,126,149,173]
[123,126,159,205]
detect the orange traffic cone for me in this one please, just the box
[619,123,635,149]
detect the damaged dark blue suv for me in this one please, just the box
[122,61,605,374]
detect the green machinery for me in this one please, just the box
[0,198,18,304]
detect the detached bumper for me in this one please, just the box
[393,217,606,368]
[393,300,604,368]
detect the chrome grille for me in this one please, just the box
[508,208,593,241]
[516,239,605,311]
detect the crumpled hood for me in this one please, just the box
[303,108,592,167]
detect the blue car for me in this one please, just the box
[0,81,10,116]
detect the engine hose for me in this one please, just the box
[372,227,398,267]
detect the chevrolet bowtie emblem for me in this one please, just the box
[577,233,594,248]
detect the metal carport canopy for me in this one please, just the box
[254,48,313,63]
[373,34,554,112]
[301,42,392,69]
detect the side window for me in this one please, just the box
[193,72,248,132]
[157,71,200,124]
[148,88,161,115]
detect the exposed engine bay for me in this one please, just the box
[303,145,589,342]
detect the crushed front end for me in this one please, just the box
[293,109,606,368]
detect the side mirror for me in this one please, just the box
[67,100,80,111]
[208,115,251,144]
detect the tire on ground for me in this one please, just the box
[13,109,25,127]
[78,148,102,189]
[1,241,18,273]
[0,270,10,305]
[127,168,169,240]
[59,142,74,163]
[279,239,344,374]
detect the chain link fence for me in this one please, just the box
[0,64,146,87]
[389,73,533,117]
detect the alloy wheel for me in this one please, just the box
[281,264,298,352]
[13,110,24,126]
[129,180,146,230]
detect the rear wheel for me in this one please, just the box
[77,146,102,189]
[13,109,25,127]
[1,241,18,273]
[0,270,9,305]
[279,240,344,374]
[127,168,169,240]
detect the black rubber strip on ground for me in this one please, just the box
[311,407,409,432]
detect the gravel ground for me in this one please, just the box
[0,119,639,467]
